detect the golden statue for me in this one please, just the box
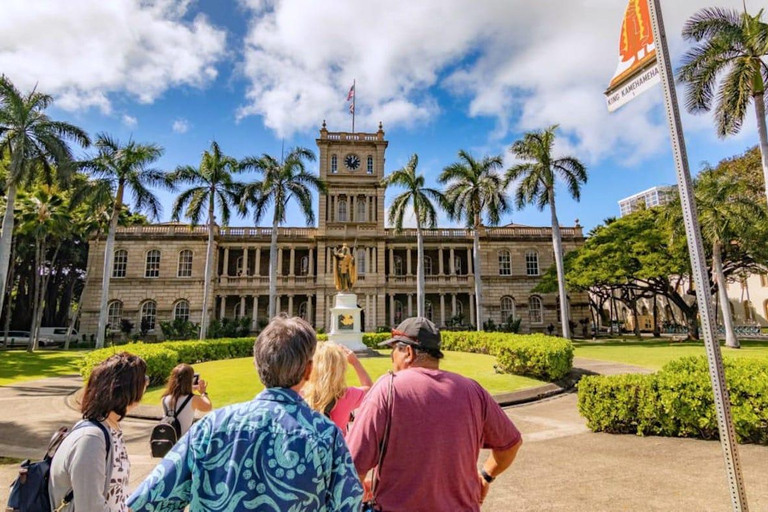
[332,243,357,292]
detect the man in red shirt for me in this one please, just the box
[346,317,523,512]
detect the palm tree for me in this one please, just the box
[0,75,89,320]
[439,151,510,331]
[169,141,244,339]
[506,126,587,339]
[81,134,168,348]
[381,154,444,317]
[241,148,326,320]
[677,7,768,207]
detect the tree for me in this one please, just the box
[241,148,326,320]
[439,150,510,331]
[169,141,244,340]
[677,7,768,206]
[506,126,587,339]
[0,75,89,323]
[381,154,444,317]
[81,134,168,348]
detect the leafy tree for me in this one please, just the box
[81,134,169,348]
[241,148,326,319]
[381,154,443,317]
[439,151,510,331]
[0,76,89,322]
[506,125,587,339]
[677,7,768,206]
[169,141,244,339]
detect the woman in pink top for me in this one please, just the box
[303,342,373,433]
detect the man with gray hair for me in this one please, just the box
[128,316,363,512]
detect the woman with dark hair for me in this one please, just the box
[161,363,212,436]
[49,352,147,511]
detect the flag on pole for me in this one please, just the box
[605,0,660,112]
[347,83,355,114]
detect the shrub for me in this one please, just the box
[80,343,177,386]
[494,335,574,381]
[577,374,657,434]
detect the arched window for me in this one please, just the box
[357,249,366,274]
[331,155,338,173]
[357,197,367,221]
[178,250,193,277]
[173,300,190,322]
[394,300,404,324]
[394,256,404,276]
[455,300,464,319]
[107,301,123,331]
[501,296,515,322]
[525,250,539,276]
[113,249,128,278]
[300,256,309,276]
[338,198,348,222]
[641,305,649,316]
[145,250,161,278]
[298,301,308,320]
[140,301,157,331]
[424,256,433,276]
[499,250,511,275]
[367,155,374,174]
[235,256,245,276]
[529,296,543,324]
[454,256,463,275]
[425,300,434,322]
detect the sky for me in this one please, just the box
[0,0,763,232]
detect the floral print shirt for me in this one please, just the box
[127,388,363,512]
[106,427,129,511]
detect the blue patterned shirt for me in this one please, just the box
[128,388,363,512]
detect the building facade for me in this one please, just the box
[80,124,588,338]
[618,185,677,217]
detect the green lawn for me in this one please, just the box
[142,350,544,407]
[0,349,85,386]
[574,339,768,370]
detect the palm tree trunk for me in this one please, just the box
[28,240,43,353]
[415,208,425,317]
[199,191,216,340]
[713,241,739,348]
[66,237,99,349]
[32,242,59,351]
[268,215,279,319]
[473,214,483,331]
[3,240,16,348]
[548,190,571,339]
[0,182,18,322]
[753,92,768,208]
[96,184,124,349]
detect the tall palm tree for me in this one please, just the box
[677,7,768,207]
[81,134,168,348]
[506,126,587,339]
[0,75,89,320]
[241,147,326,319]
[381,154,444,317]
[439,151,510,331]
[169,141,244,339]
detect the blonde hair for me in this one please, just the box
[303,342,347,414]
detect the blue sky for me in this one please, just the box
[2,0,762,231]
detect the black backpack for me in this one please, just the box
[150,395,193,458]
[6,420,110,512]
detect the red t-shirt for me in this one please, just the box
[330,386,367,433]
[346,367,521,512]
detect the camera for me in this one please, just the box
[193,373,200,386]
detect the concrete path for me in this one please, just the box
[1,359,766,510]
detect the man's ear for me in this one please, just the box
[303,360,313,381]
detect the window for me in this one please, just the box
[140,301,157,331]
[331,155,338,173]
[529,296,543,324]
[178,250,193,277]
[455,300,464,319]
[298,301,308,320]
[113,250,127,278]
[454,256,463,275]
[338,198,348,222]
[424,256,433,276]
[357,249,366,274]
[499,250,511,275]
[394,256,404,276]
[526,250,539,276]
[300,256,309,276]
[501,296,515,322]
[236,256,245,276]
[641,305,649,316]
[173,300,190,322]
[394,300,404,324]
[357,198,367,221]
[367,155,374,174]
[107,301,123,330]
[145,250,161,278]
[425,300,434,322]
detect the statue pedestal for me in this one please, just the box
[329,293,367,352]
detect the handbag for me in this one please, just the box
[362,371,395,512]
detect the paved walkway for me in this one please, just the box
[1,359,766,510]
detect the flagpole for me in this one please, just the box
[352,79,356,134]
[647,1,748,510]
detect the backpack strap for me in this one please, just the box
[323,398,338,418]
[60,420,111,507]
[174,395,193,417]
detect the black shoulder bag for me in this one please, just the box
[362,371,395,512]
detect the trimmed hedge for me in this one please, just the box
[578,356,768,444]
[494,335,574,381]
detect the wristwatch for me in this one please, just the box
[480,469,495,484]
[200,392,208,397]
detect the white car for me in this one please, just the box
[1,330,57,348]
[38,327,78,344]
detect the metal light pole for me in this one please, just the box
[646,1,748,510]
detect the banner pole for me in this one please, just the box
[647,1,748,510]
[352,79,356,134]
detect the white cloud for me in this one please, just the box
[172,118,191,134]
[237,0,752,164]
[121,114,138,129]
[0,0,227,113]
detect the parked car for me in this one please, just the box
[38,327,78,344]
[0,331,57,348]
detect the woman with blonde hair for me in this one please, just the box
[303,342,373,433]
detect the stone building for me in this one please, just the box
[79,124,588,338]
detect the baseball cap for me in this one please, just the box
[379,317,443,356]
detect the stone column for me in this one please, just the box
[389,249,394,276]
[390,294,395,326]
[407,249,412,275]
[277,248,283,276]
[407,294,413,317]
[307,295,313,324]
[220,295,226,319]
[252,296,258,329]
[365,294,371,331]
[449,248,455,275]
[288,295,294,316]
[350,196,355,222]
[289,248,295,276]
[276,296,282,314]
[439,248,444,275]
[452,294,457,317]
[467,247,473,274]
[440,294,446,326]
[223,247,230,277]
[240,296,246,319]
[469,294,475,326]
[255,247,261,277]
[308,248,314,277]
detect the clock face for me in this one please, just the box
[344,154,361,170]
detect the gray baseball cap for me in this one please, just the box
[379,317,443,355]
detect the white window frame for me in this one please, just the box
[394,256,404,276]
[499,250,511,276]
[424,255,433,276]
[113,249,128,278]
[357,249,366,274]
[367,156,374,174]
[529,296,543,324]
[141,301,157,331]
[108,301,123,330]
[357,197,367,221]
[145,250,161,278]
[331,155,338,174]
[338,198,348,222]
[501,296,515,322]
[525,250,539,276]
[173,300,190,322]
[177,250,193,278]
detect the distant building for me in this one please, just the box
[618,185,677,217]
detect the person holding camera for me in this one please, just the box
[161,364,213,436]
